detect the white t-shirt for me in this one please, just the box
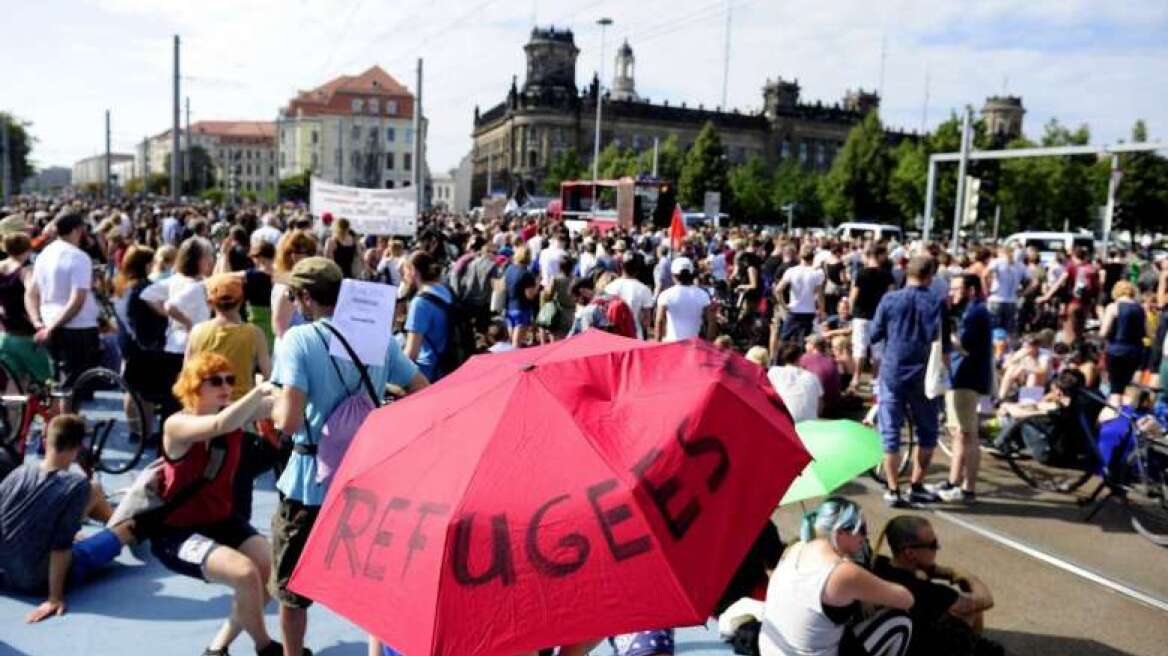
[31,239,99,329]
[766,365,823,422]
[605,277,655,339]
[656,285,710,342]
[538,245,566,287]
[779,265,825,314]
[143,275,208,354]
[989,257,1029,303]
[707,253,728,281]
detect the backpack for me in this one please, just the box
[419,290,478,375]
[308,322,381,484]
[591,294,637,339]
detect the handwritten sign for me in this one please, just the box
[310,177,417,236]
[329,279,397,366]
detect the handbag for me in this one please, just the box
[490,277,507,313]
[536,300,559,328]
[925,338,950,399]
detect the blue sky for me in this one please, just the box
[6,0,1167,173]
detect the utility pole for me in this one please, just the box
[920,66,930,134]
[950,106,972,253]
[720,0,731,110]
[185,96,191,190]
[591,17,613,211]
[337,119,344,185]
[413,57,424,211]
[142,136,150,196]
[171,35,181,201]
[992,204,1001,240]
[486,152,493,198]
[1102,154,1121,255]
[105,110,112,200]
[1,117,11,204]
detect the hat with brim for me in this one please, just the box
[288,256,343,298]
[0,215,30,235]
[206,273,244,306]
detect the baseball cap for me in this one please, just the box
[670,256,694,275]
[288,256,343,297]
[205,273,244,306]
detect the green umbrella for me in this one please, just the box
[780,419,884,506]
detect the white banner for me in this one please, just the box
[310,177,417,236]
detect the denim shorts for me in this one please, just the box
[151,515,258,581]
[507,308,533,329]
[610,630,675,656]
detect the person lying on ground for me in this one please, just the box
[0,414,138,623]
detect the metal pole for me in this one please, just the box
[992,204,1001,240]
[105,110,112,199]
[2,116,11,204]
[1102,154,1120,256]
[922,157,936,242]
[143,136,150,196]
[337,119,344,184]
[591,17,613,211]
[652,136,659,178]
[413,57,424,211]
[171,35,181,201]
[950,107,971,254]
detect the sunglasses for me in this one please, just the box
[907,539,940,551]
[204,374,237,388]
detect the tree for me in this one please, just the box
[1114,119,1168,235]
[596,143,639,179]
[772,159,823,226]
[819,112,894,221]
[636,134,684,183]
[541,149,586,194]
[163,145,216,194]
[279,170,312,202]
[1,112,35,194]
[678,122,728,209]
[996,119,1099,233]
[728,155,772,222]
[888,140,928,228]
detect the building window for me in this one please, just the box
[528,151,538,168]
[351,126,360,141]
[798,141,808,163]
[386,152,395,170]
[368,127,378,141]
[269,166,275,176]
[280,152,286,167]
[369,99,380,114]
[352,98,364,112]
[816,142,827,167]
[246,164,252,175]
[387,100,397,115]
[403,180,411,187]
[311,131,319,145]
[404,153,412,171]
[386,180,395,189]
[386,127,395,142]
[335,149,341,166]
[405,127,414,144]
[310,152,318,170]
[632,134,643,150]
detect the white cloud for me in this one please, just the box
[8,0,1166,173]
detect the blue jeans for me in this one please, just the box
[68,529,122,585]
[989,300,1018,336]
[877,379,939,452]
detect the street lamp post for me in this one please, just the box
[591,17,613,212]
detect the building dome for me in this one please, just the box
[611,39,639,102]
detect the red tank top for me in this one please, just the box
[160,429,242,527]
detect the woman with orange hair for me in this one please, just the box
[150,352,286,656]
[270,230,317,346]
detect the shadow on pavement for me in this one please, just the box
[989,629,1141,656]
[0,641,36,656]
[942,493,1136,535]
[314,642,368,656]
[674,640,732,653]
[61,561,233,621]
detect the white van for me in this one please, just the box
[834,222,904,243]
[1003,231,1095,265]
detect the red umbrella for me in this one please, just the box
[289,330,808,656]
[669,204,687,250]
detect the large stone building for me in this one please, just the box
[277,65,425,190]
[470,27,916,204]
[981,95,1025,143]
[139,121,278,196]
[72,153,133,187]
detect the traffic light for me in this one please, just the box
[962,175,981,227]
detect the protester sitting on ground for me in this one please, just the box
[830,336,857,393]
[759,498,913,656]
[0,231,54,386]
[994,368,1104,466]
[800,335,842,417]
[766,342,822,423]
[269,257,429,656]
[871,516,999,656]
[0,414,137,623]
[996,334,1047,401]
[152,352,282,656]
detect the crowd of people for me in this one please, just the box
[0,194,1166,656]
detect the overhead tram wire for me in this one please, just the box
[613,0,758,48]
[316,0,367,78]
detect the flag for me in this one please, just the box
[669,203,687,251]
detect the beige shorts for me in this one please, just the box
[945,389,980,434]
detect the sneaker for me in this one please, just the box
[937,485,970,503]
[909,485,941,504]
[884,489,910,508]
[926,480,958,495]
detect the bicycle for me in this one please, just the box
[0,358,148,476]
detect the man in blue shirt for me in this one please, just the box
[869,256,947,507]
[270,257,428,656]
[935,274,992,503]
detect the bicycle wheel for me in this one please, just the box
[868,413,914,485]
[1128,443,1168,547]
[69,367,147,475]
[1000,417,1093,493]
[0,357,25,395]
[0,358,26,452]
